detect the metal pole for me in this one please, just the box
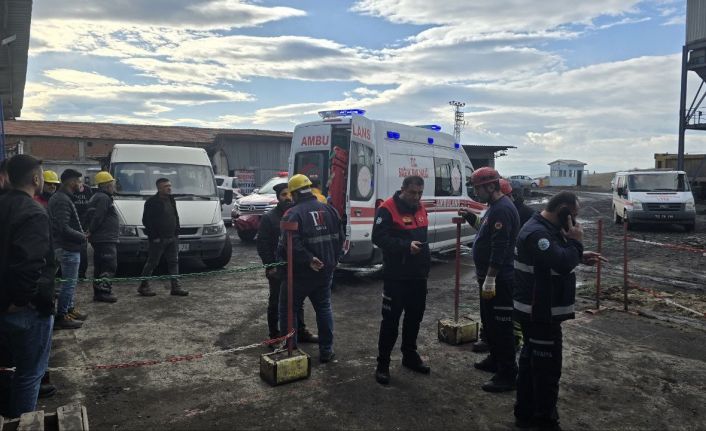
[623,221,628,312]
[452,217,464,322]
[281,220,299,356]
[678,45,689,171]
[596,218,603,310]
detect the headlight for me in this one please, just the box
[203,221,226,235]
[119,225,138,237]
[631,201,642,211]
[686,200,695,211]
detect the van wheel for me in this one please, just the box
[684,223,695,233]
[613,206,622,224]
[204,236,233,269]
[624,211,634,230]
[237,230,257,242]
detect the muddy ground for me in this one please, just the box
[38,191,705,430]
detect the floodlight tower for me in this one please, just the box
[449,101,466,143]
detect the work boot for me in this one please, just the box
[38,383,57,399]
[472,339,490,353]
[319,351,336,363]
[170,279,189,296]
[401,354,431,374]
[54,314,83,330]
[474,355,498,373]
[481,373,517,393]
[94,291,118,303]
[375,364,390,385]
[138,281,156,297]
[534,419,562,431]
[298,328,319,343]
[514,417,536,429]
[67,307,88,321]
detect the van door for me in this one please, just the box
[345,116,376,263]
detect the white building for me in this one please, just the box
[548,159,587,186]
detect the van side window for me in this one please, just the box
[434,157,462,197]
[350,141,374,201]
[464,165,474,198]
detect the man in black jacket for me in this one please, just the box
[138,178,188,297]
[87,171,119,303]
[513,192,604,430]
[0,155,56,418]
[372,176,431,385]
[256,183,316,344]
[276,174,342,363]
[49,169,87,329]
[72,182,93,279]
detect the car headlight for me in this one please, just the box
[203,221,226,235]
[119,225,139,237]
[630,200,642,211]
[686,200,695,211]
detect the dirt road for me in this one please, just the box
[40,191,705,430]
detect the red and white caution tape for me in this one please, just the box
[629,282,706,318]
[626,237,706,255]
[0,330,295,374]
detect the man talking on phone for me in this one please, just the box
[372,175,430,385]
[512,191,604,430]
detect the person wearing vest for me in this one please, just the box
[460,167,520,393]
[372,176,431,385]
[512,191,604,430]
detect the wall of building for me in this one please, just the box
[216,135,291,185]
[549,163,585,186]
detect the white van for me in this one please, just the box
[109,144,233,268]
[289,110,485,266]
[612,170,696,231]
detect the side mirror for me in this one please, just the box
[222,189,234,205]
[252,188,260,194]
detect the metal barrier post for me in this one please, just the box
[623,221,628,311]
[452,217,463,322]
[281,221,299,356]
[596,218,603,310]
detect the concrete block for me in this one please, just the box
[260,348,311,386]
[437,317,479,345]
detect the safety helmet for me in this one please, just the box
[288,174,312,193]
[95,171,115,185]
[471,167,501,187]
[43,170,61,184]
[499,179,513,195]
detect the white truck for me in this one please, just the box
[109,144,233,269]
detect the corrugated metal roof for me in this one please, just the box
[0,0,33,119]
[687,0,706,45]
[4,120,292,143]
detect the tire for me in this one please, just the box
[613,206,622,224]
[237,229,257,242]
[624,210,634,230]
[530,183,538,188]
[684,223,695,233]
[203,236,233,269]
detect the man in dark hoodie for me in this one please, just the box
[138,178,188,297]
[48,169,88,329]
[72,180,93,279]
[0,155,56,418]
[372,175,431,385]
[87,171,119,303]
[256,183,317,344]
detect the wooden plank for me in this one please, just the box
[0,414,4,431]
[56,404,84,431]
[80,406,89,431]
[17,410,43,431]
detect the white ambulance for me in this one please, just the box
[289,109,485,266]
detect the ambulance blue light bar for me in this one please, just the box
[416,125,441,131]
[387,131,400,139]
[318,109,366,119]
[428,137,434,145]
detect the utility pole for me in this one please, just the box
[449,101,466,143]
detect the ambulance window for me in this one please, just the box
[350,141,374,201]
[294,152,328,193]
[434,158,462,197]
[465,165,474,198]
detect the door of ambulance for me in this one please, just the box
[430,147,465,249]
[345,116,377,263]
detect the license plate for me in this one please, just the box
[178,243,190,252]
[655,214,674,220]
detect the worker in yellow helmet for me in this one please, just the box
[34,170,61,207]
[86,171,119,303]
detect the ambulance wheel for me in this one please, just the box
[237,229,257,242]
[204,236,233,269]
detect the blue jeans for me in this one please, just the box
[0,309,53,418]
[279,279,334,355]
[57,250,81,316]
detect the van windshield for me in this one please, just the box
[112,163,217,197]
[627,173,690,192]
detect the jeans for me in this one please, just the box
[141,237,179,279]
[267,272,305,339]
[0,308,53,418]
[279,278,334,355]
[58,250,81,316]
[377,278,427,367]
[92,243,117,294]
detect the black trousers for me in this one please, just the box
[377,278,427,367]
[79,242,88,279]
[141,237,179,279]
[92,243,117,294]
[479,276,517,379]
[266,272,305,339]
[514,321,563,424]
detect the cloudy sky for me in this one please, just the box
[23,0,706,175]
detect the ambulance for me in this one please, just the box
[289,109,485,266]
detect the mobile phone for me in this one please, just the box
[557,207,575,231]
